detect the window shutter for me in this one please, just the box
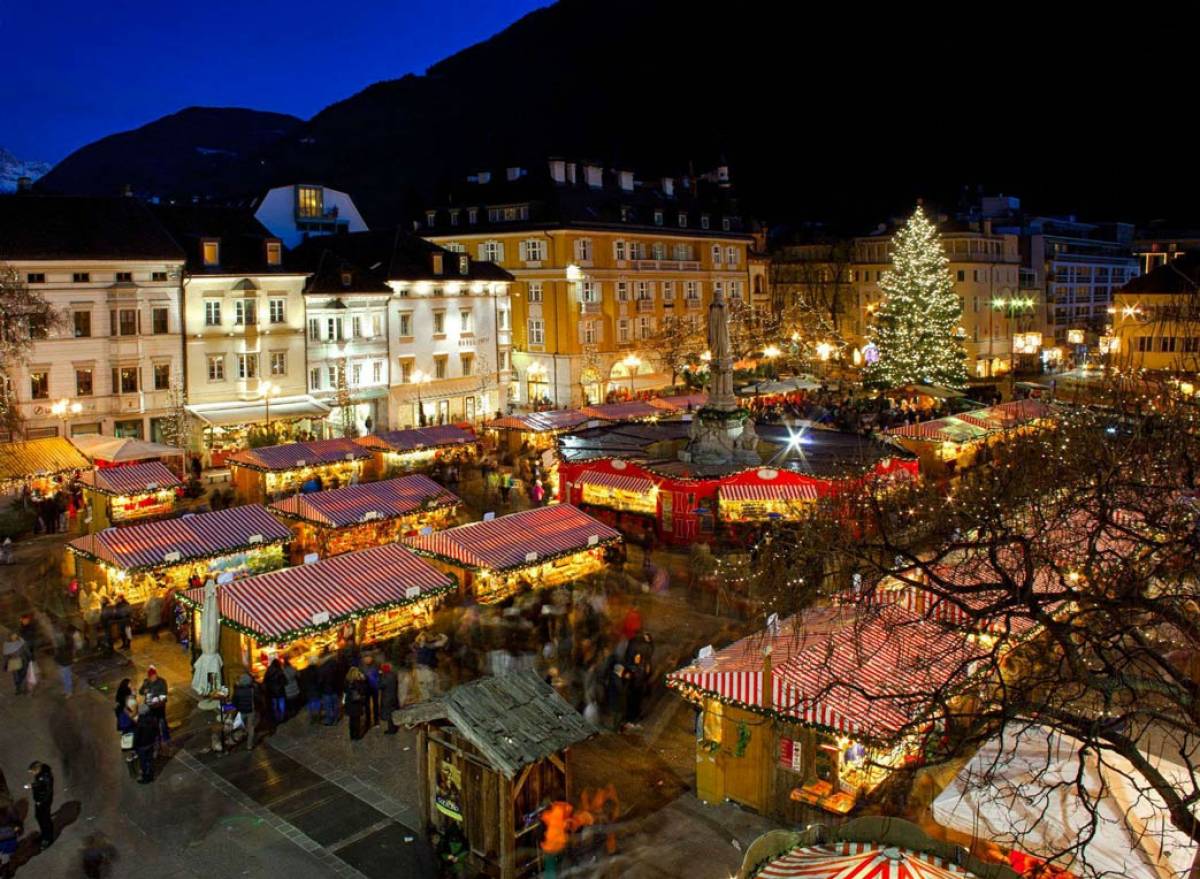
[496,242,505,262]
[476,243,486,260]
[519,240,528,261]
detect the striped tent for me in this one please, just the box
[576,469,658,494]
[354,425,476,454]
[580,400,662,421]
[485,410,590,433]
[77,461,182,496]
[887,418,988,444]
[720,482,820,503]
[649,393,707,412]
[753,841,975,879]
[0,437,89,484]
[667,604,981,740]
[67,505,290,572]
[180,543,453,642]
[226,438,372,473]
[405,504,621,573]
[269,475,460,527]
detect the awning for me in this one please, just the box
[0,437,90,483]
[77,461,182,496]
[485,409,590,433]
[70,435,182,463]
[355,425,476,454]
[580,400,662,421]
[186,395,331,428]
[576,470,657,494]
[753,841,976,879]
[226,438,372,473]
[270,475,460,527]
[180,543,453,642]
[720,483,819,502]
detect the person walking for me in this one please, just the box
[282,657,301,717]
[144,591,164,641]
[317,652,339,725]
[233,673,258,750]
[361,655,380,729]
[3,633,28,696]
[300,655,321,723]
[28,762,54,849]
[379,662,400,734]
[53,625,75,697]
[138,666,170,747]
[132,705,159,783]
[343,668,366,741]
[113,595,132,650]
[264,657,287,722]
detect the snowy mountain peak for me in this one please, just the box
[0,147,52,192]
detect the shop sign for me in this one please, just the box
[311,611,330,626]
[435,760,463,822]
[779,737,803,773]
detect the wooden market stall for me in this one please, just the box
[179,542,454,681]
[394,670,596,879]
[77,460,183,530]
[0,436,90,498]
[404,504,622,604]
[66,505,290,609]
[69,435,185,477]
[887,399,1053,477]
[227,438,376,505]
[269,474,461,560]
[579,400,664,422]
[666,602,987,823]
[484,409,591,456]
[354,425,479,478]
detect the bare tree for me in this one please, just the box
[649,315,705,388]
[0,264,66,435]
[157,369,194,451]
[749,386,1200,877]
[333,357,358,437]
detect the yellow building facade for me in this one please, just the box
[1112,252,1200,374]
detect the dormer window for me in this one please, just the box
[653,210,664,226]
[432,253,444,275]
[678,212,688,228]
[296,185,323,218]
[700,214,711,230]
[202,239,220,266]
[265,240,282,266]
[341,271,352,287]
[426,211,437,228]
[459,255,469,275]
[449,209,460,227]
[467,208,478,225]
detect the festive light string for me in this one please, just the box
[68,539,288,575]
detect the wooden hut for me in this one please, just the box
[394,670,596,879]
[354,425,478,478]
[404,504,622,604]
[179,542,454,681]
[66,505,290,608]
[887,399,1052,477]
[269,475,461,560]
[227,438,375,505]
[77,460,183,530]
[0,436,89,497]
[484,409,591,456]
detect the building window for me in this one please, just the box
[652,242,665,260]
[521,239,546,261]
[152,307,169,334]
[662,281,675,302]
[111,308,137,336]
[310,367,321,390]
[270,352,287,376]
[116,271,133,283]
[205,301,222,327]
[685,281,700,301]
[296,186,323,218]
[26,273,45,284]
[352,315,362,339]
[73,272,90,283]
[527,282,543,302]
[617,319,630,343]
[639,316,655,339]
[433,311,445,335]
[460,309,474,334]
[113,366,139,393]
[528,319,544,345]
[467,208,478,225]
[458,255,469,275]
[726,246,738,267]
[269,299,285,323]
[75,368,93,396]
[616,281,629,302]
[653,210,663,226]
[352,362,363,386]
[237,353,258,380]
[449,209,460,227]
[434,356,447,379]
[152,271,168,283]
[497,308,510,330]
[574,238,593,262]
[235,299,257,326]
[400,360,413,383]
[580,281,599,303]
[307,318,319,341]
[73,311,91,338]
[202,240,220,266]
[208,356,225,382]
[583,321,597,344]
[153,363,170,390]
[480,240,503,262]
[614,240,627,261]
[957,270,966,282]
[372,361,383,384]
[722,218,731,231]
[460,353,473,376]
[327,364,342,388]
[678,212,688,228]
[326,317,342,341]
[711,245,722,266]
[29,371,49,399]
[636,281,652,301]
[398,313,412,337]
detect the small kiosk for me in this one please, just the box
[66,505,290,607]
[180,542,454,681]
[270,475,461,560]
[484,410,591,456]
[227,438,375,505]
[404,504,622,604]
[0,436,89,497]
[395,670,596,879]
[354,425,478,478]
[888,400,1053,477]
[77,460,183,530]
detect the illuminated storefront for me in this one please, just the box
[228,438,375,504]
[354,425,478,478]
[78,460,182,530]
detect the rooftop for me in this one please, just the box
[1120,250,1200,296]
[151,203,297,275]
[77,461,182,496]
[0,194,184,262]
[269,475,459,528]
[226,438,373,473]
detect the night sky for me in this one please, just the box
[3,0,547,163]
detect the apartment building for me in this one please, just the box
[253,183,369,249]
[291,231,512,431]
[0,195,186,441]
[1112,251,1200,373]
[1133,228,1200,276]
[153,205,317,455]
[424,159,752,407]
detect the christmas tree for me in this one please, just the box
[864,206,968,389]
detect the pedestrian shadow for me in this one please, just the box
[6,799,81,875]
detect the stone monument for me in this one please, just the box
[680,285,760,466]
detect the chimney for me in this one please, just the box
[15,176,31,193]
[662,177,674,198]
[716,164,730,188]
[565,162,577,185]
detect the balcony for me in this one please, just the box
[685,298,703,309]
[636,299,655,312]
[633,259,701,272]
[581,301,602,314]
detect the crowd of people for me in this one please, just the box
[112,667,172,784]
[744,386,972,433]
[16,473,85,536]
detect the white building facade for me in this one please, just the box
[254,184,369,249]
[304,290,392,436]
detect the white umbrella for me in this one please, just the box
[190,578,223,697]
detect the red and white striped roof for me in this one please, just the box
[648,393,707,411]
[354,425,476,454]
[183,543,452,641]
[719,482,819,502]
[67,505,290,571]
[576,469,657,494]
[580,400,662,421]
[77,461,182,496]
[270,475,459,528]
[226,438,373,473]
[754,841,975,879]
[405,504,621,572]
[485,410,590,433]
[667,604,980,739]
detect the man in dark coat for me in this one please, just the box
[233,673,258,749]
[379,663,400,734]
[317,654,339,725]
[132,706,159,783]
[28,761,54,847]
[299,656,320,723]
[264,658,287,722]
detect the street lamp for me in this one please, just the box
[50,398,82,435]
[411,369,432,425]
[260,381,281,429]
[621,353,641,398]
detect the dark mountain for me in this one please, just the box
[34,1,1197,231]
[37,107,300,200]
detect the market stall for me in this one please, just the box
[666,603,984,822]
[0,436,90,497]
[484,409,591,456]
[394,670,596,879]
[717,470,823,523]
[66,505,290,609]
[354,425,478,478]
[579,400,663,422]
[77,460,183,530]
[887,400,1053,477]
[270,474,461,560]
[227,438,375,505]
[648,392,707,414]
[69,435,185,476]
[574,467,659,516]
[405,504,622,604]
[179,542,454,681]
[186,395,332,468]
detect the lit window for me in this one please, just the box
[398,313,412,337]
[75,368,93,396]
[205,301,222,327]
[433,311,445,334]
[269,299,285,323]
[237,353,258,379]
[265,241,282,266]
[528,319,544,345]
[29,371,49,399]
[296,186,323,218]
[202,240,220,266]
[208,356,225,382]
[235,300,257,326]
[270,352,287,376]
[154,363,170,390]
[460,309,474,334]
[527,282,543,302]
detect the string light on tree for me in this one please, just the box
[864,205,968,390]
